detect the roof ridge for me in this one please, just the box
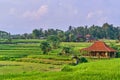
[102,42,111,51]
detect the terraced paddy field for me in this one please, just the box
[0,39,120,80]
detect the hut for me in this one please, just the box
[80,41,116,58]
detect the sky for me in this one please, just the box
[0,0,120,34]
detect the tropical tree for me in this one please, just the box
[40,41,51,54]
[32,28,43,39]
[59,46,72,55]
[32,29,40,39]
[57,30,65,41]
[22,33,29,39]
[47,35,60,49]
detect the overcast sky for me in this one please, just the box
[0,0,120,34]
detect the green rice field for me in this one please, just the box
[0,39,120,80]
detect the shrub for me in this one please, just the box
[110,43,120,58]
[116,52,120,58]
[60,46,72,55]
[79,57,88,63]
[47,35,60,49]
[40,41,51,54]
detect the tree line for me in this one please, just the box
[8,23,120,41]
[0,30,10,39]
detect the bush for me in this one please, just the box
[116,52,120,58]
[79,57,88,63]
[110,43,120,58]
[47,35,60,49]
[60,46,72,55]
[40,41,51,54]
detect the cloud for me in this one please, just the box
[87,10,103,19]
[23,5,48,19]
[86,10,108,25]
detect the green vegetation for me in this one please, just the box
[40,41,51,54]
[0,59,120,80]
[0,30,10,39]
[79,57,88,63]
[0,39,120,80]
[1,23,119,42]
[47,35,60,49]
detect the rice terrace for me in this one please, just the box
[1,0,120,80]
[0,38,120,80]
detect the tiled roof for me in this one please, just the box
[81,41,116,52]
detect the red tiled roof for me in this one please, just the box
[81,41,116,52]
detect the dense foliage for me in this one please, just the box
[40,41,51,54]
[59,46,72,55]
[79,57,88,63]
[0,30,10,39]
[110,43,120,58]
[9,23,120,42]
[47,35,60,49]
